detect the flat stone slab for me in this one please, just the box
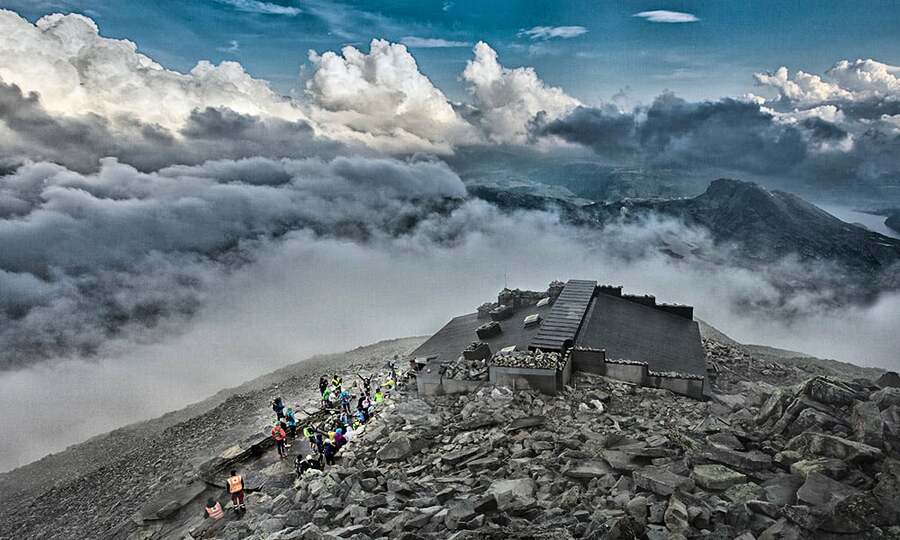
[702,446,773,472]
[442,447,481,466]
[633,467,695,496]
[786,432,883,463]
[692,464,748,491]
[467,457,500,471]
[601,449,643,472]
[565,460,612,479]
[488,478,535,500]
[797,471,859,507]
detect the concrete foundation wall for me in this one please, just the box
[647,374,705,399]
[569,349,704,399]
[490,366,561,394]
[560,354,573,389]
[572,348,607,375]
[603,362,648,385]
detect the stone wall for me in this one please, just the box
[569,348,704,399]
[598,284,694,320]
[489,366,562,394]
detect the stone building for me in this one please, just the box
[410,279,706,399]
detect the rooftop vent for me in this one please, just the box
[536,297,551,307]
[499,345,516,354]
[523,313,542,327]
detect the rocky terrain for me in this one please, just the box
[180,336,899,540]
[3,329,900,540]
[0,338,423,540]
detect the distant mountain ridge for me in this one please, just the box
[471,178,900,303]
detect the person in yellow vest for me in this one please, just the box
[227,469,246,512]
[374,387,384,404]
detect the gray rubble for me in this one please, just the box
[165,338,900,540]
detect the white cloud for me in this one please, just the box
[754,66,852,106]
[827,59,900,96]
[306,39,479,153]
[755,59,900,107]
[216,0,301,16]
[0,11,304,131]
[633,10,700,23]
[518,25,588,40]
[400,36,470,48]
[462,41,580,143]
[216,39,240,54]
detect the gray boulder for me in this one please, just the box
[852,399,884,448]
[692,464,747,491]
[375,434,413,462]
[785,432,882,463]
[872,387,900,411]
[796,471,858,507]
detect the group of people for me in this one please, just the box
[294,366,396,476]
[200,362,401,528]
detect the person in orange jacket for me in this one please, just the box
[272,422,288,458]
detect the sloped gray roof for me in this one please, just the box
[410,302,553,364]
[575,293,706,377]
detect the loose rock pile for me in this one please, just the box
[438,354,489,381]
[201,340,900,540]
[490,350,563,370]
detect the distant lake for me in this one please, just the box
[817,204,900,240]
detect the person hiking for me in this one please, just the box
[321,387,332,409]
[339,389,352,415]
[227,470,246,512]
[272,422,288,458]
[331,373,342,390]
[313,432,324,454]
[333,428,346,450]
[203,498,225,520]
[271,397,285,420]
[322,439,336,466]
[295,453,322,476]
[374,387,384,404]
[284,407,297,438]
[357,373,372,396]
[302,425,315,450]
[318,376,327,395]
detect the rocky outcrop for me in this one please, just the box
[178,342,900,540]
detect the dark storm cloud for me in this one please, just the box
[538,94,807,175]
[0,155,467,367]
[534,92,900,201]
